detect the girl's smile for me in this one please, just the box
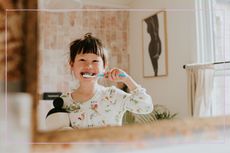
[71,53,105,81]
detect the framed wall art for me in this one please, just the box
[142,10,168,77]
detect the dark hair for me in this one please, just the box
[69,33,108,67]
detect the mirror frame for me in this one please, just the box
[24,0,229,143]
[33,116,228,143]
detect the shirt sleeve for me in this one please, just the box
[60,93,78,113]
[60,93,70,106]
[111,85,154,114]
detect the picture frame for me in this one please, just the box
[142,10,168,77]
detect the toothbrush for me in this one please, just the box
[83,73,127,78]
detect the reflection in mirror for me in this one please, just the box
[36,4,229,133]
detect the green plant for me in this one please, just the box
[152,104,177,120]
[122,104,178,125]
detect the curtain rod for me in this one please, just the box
[183,61,230,69]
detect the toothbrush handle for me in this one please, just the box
[118,73,126,77]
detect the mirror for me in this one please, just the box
[31,0,228,143]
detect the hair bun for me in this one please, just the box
[84,32,92,39]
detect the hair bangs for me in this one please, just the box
[79,39,103,56]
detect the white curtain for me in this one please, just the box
[186,63,215,117]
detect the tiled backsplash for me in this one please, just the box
[38,6,129,93]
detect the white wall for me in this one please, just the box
[128,0,197,118]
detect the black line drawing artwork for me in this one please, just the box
[144,14,161,76]
[142,11,168,77]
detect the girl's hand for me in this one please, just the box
[104,68,139,91]
[104,68,128,83]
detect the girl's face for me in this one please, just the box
[70,53,105,82]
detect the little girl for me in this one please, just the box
[49,33,153,130]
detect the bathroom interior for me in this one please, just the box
[0,0,230,153]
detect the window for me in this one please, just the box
[196,0,230,116]
[212,0,230,115]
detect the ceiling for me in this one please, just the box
[83,0,135,8]
[39,0,135,9]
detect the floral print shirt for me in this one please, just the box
[61,85,153,129]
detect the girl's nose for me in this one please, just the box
[87,64,93,68]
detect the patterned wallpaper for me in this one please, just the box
[38,6,129,93]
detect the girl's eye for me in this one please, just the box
[79,59,85,61]
[93,60,99,63]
